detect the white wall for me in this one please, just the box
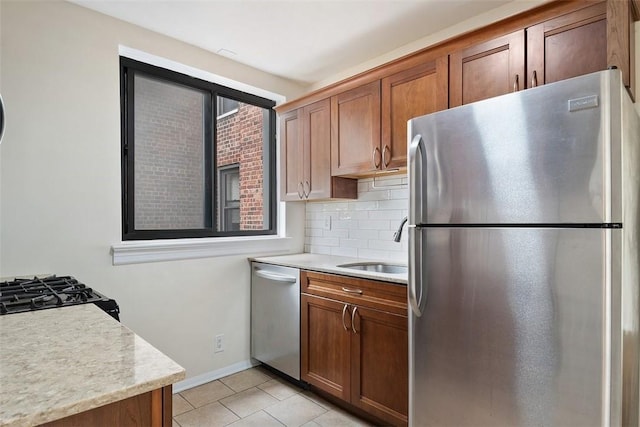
[0,0,306,382]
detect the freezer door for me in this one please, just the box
[410,227,614,426]
[409,70,622,225]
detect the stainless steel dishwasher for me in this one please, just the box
[250,262,300,380]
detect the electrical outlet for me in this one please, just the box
[323,215,332,231]
[214,334,224,353]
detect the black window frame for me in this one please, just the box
[120,57,277,240]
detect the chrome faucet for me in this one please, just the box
[393,216,408,242]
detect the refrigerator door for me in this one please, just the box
[410,227,615,426]
[408,70,622,226]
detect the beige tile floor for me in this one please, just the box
[172,366,376,427]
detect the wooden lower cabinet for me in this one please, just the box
[301,272,408,426]
[41,386,172,427]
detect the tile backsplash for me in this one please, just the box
[305,175,408,263]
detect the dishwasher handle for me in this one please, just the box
[254,268,298,283]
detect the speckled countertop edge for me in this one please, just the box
[250,253,408,285]
[0,304,185,427]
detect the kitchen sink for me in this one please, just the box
[337,262,408,275]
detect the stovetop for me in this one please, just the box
[0,275,120,320]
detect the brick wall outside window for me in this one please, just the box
[134,76,205,230]
[216,103,264,230]
[133,79,265,231]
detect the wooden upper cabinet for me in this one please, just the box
[280,109,303,201]
[381,57,449,170]
[608,0,639,98]
[302,99,331,200]
[527,2,607,88]
[280,99,356,201]
[449,30,525,107]
[331,81,381,176]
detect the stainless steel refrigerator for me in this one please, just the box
[407,70,640,427]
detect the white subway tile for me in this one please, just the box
[357,248,406,262]
[310,246,332,255]
[331,246,358,257]
[324,229,349,238]
[390,188,409,200]
[305,228,323,237]
[369,210,405,220]
[350,201,379,211]
[339,238,369,249]
[368,239,404,251]
[332,220,352,230]
[306,203,324,212]
[308,236,340,247]
[349,229,380,240]
[357,189,390,201]
[378,199,407,210]
[358,220,390,230]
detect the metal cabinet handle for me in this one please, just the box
[297,182,304,199]
[531,70,537,88]
[341,287,363,295]
[372,146,381,169]
[341,304,349,331]
[382,145,391,168]
[254,269,297,283]
[351,306,359,334]
[303,180,310,198]
[513,74,519,92]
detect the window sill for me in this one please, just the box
[111,235,293,265]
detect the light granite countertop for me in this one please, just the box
[0,304,185,427]
[251,253,408,285]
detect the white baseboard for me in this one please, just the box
[172,359,260,393]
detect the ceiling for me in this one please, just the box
[70,0,513,85]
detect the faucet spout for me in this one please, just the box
[393,216,408,242]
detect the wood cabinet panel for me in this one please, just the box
[42,387,172,427]
[280,109,303,201]
[331,82,381,176]
[303,99,331,199]
[450,30,525,107]
[301,271,408,426]
[301,293,351,401]
[351,306,408,426]
[527,3,607,88]
[607,0,639,98]
[280,100,356,201]
[381,57,448,170]
[302,271,407,315]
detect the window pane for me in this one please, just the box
[134,74,206,230]
[216,98,271,232]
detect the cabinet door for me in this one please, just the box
[450,30,525,107]
[350,306,408,427]
[331,81,381,176]
[302,99,331,200]
[279,109,303,201]
[381,57,448,170]
[527,2,607,88]
[301,294,351,401]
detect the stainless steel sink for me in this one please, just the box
[337,262,408,275]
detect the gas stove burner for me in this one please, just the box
[0,275,120,320]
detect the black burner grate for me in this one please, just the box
[0,275,120,320]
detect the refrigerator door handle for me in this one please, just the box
[408,227,426,316]
[409,134,427,225]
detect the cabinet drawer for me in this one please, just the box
[301,271,407,316]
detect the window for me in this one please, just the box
[120,57,276,240]
[219,165,240,231]
[217,97,239,118]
